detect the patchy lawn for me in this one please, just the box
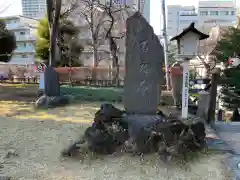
[0,84,233,179]
[0,117,232,180]
[0,100,123,124]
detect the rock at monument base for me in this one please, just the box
[62,103,206,159]
[36,90,44,98]
[0,176,11,180]
[35,95,71,109]
[44,67,60,97]
[122,115,164,153]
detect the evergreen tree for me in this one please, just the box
[36,17,84,67]
[214,27,240,111]
[0,19,16,62]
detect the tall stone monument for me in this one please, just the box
[123,12,164,152]
[124,12,164,114]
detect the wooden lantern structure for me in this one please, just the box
[170,23,209,119]
[170,23,209,59]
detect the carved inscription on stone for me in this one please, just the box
[140,63,149,75]
[140,40,148,53]
[137,80,149,96]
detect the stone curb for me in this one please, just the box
[208,123,240,180]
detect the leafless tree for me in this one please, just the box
[0,3,11,15]
[197,26,227,77]
[68,0,108,69]
[66,0,128,82]
[97,0,129,86]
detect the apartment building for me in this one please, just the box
[198,0,237,33]
[1,15,39,65]
[21,0,46,19]
[101,0,150,22]
[69,0,150,67]
[167,1,237,37]
[167,5,198,37]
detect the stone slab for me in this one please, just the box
[122,114,163,138]
[124,12,164,114]
[44,67,60,96]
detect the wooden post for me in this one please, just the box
[207,68,221,124]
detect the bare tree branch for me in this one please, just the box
[0,3,11,15]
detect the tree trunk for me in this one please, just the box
[44,0,61,97]
[92,40,99,82]
[108,36,120,87]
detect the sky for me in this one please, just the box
[0,0,238,35]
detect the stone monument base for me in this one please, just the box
[35,95,72,109]
[123,114,164,153]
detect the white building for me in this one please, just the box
[21,0,46,19]
[101,0,150,22]
[70,0,151,67]
[167,1,237,37]
[167,5,198,37]
[1,16,39,65]
[198,0,237,33]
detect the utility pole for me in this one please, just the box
[137,0,145,13]
[138,0,141,11]
[162,0,170,90]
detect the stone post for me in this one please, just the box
[207,68,221,124]
[197,91,210,119]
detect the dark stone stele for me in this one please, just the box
[122,12,164,151]
[35,67,71,109]
[124,12,164,115]
[44,67,60,97]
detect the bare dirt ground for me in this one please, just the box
[0,117,232,180]
[0,84,233,180]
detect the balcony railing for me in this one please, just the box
[14,47,35,53]
[15,36,36,41]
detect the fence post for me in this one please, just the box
[207,68,221,124]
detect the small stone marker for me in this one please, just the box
[39,73,45,90]
[44,67,60,97]
[124,12,164,114]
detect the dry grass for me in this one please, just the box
[0,117,233,180]
[0,100,124,124]
[0,84,234,179]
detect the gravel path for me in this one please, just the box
[0,117,232,180]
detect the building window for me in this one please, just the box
[21,54,28,58]
[20,31,25,35]
[180,20,189,23]
[231,11,235,15]
[200,11,208,16]
[210,11,219,16]
[220,11,229,15]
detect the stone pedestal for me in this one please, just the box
[123,114,163,152]
[197,91,210,119]
[123,115,162,135]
